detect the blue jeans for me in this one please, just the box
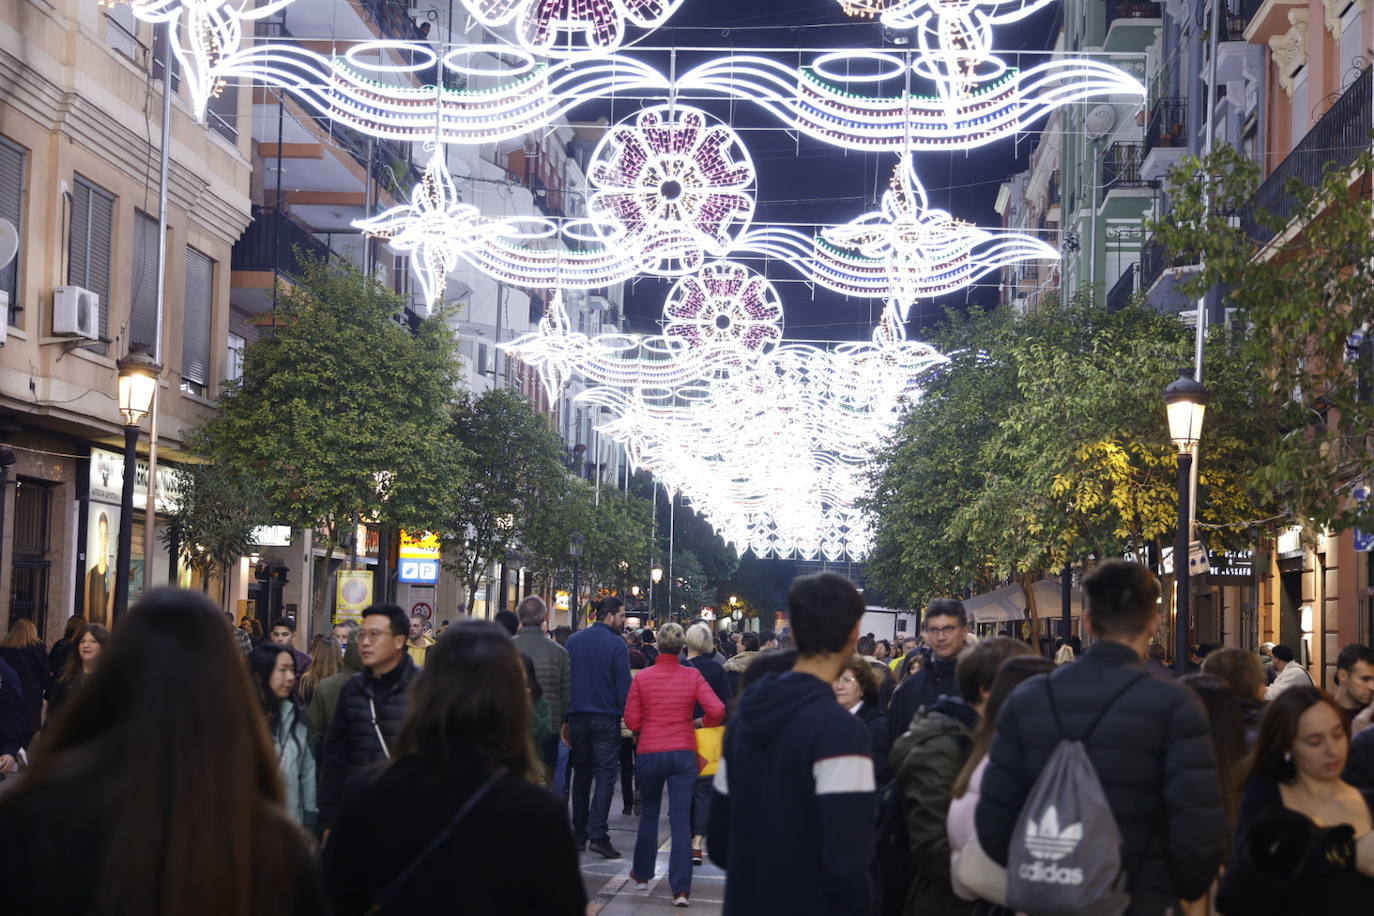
[633,749,697,896]
[569,714,621,843]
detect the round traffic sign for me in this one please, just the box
[411,601,433,620]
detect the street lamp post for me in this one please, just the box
[569,530,585,631]
[650,566,663,622]
[1164,369,1209,675]
[113,347,160,623]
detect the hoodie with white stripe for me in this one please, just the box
[707,670,876,916]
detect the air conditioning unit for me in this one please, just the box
[53,285,100,340]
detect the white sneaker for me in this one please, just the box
[631,877,648,891]
[673,894,689,907]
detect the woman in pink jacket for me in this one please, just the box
[623,623,725,907]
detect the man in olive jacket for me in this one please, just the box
[975,561,1225,914]
[512,595,570,780]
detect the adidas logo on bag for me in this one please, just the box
[1018,805,1084,885]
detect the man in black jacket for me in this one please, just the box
[319,603,418,833]
[886,599,968,745]
[975,561,1225,914]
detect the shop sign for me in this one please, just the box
[252,525,293,547]
[335,570,374,622]
[399,558,440,584]
[1209,550,1256,583]
[399,530,441,559]
[89,448,181,513]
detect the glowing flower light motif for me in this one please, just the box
[588,105,755,276]
[664,262,783,351]
[460,0,686,51]
[822,155,1057,314]
[354,149,490,309]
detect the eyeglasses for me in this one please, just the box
[357,628,395,643]
[835,675,858,686]
[924,624,962,637]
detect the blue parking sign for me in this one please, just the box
[399,558,440,584]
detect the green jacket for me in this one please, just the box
[513,626,571,727]
[889,698,978,916]
[307,640,365,761]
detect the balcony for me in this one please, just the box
[1102,143,1151,193]
[1105,0,1162,51]
[231,207,334,311]
[1106,263,1137,311]
[361,0,427,42]
[1242,67,1372,242]
[1142,98,1188,182]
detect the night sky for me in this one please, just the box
[569,0,1062,341]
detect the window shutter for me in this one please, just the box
[129,212,160,351]
[1341,8,1364,79]
[106,6,136,58]
[69,176,113,346]
[182,248,213,387]
[0,138,23,325]
[1290,70,1308,148]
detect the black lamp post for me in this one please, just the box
[569,530,585,631]
[113,347,159,623]
[1164,369,1209,675]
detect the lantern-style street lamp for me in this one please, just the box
[1163,369,1209,674]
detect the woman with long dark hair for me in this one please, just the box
[248,643,317,830]
[46,623,109,714]
[47,615,85,682]
[0,588,325,916]
[1217,686,1374,914]
[323,620,585,915]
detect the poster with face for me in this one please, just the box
[85,505,118,628]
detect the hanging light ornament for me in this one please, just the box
[459,0,687,52]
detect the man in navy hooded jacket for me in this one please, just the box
[707,572,875,915]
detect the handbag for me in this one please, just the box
[955,827,1009,907]
[364,769,506,915]
[695,725,725,776]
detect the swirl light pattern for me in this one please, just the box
[663,261,783,351]
[459,0,687,51]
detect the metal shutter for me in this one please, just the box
[0,138,23,324]
[106,6,136,59]
[182,248,213,387]
[129,212,160,352]
[207,81,238,143]
[69,176,113,345]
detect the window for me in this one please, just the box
[1341,5,1364,82]
[68,176,114,350]
[129,211,160,352]
[225,332,245,383]
[0,137,23,327]
[393,253,412,298]
[181,247,213,395]
[151,24,181,93]
[207,81,239,144]
[1290,69,1308,147]
[106,4,137,58]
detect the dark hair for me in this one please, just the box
[393,620,538,781]
[269,616,295,633]
[362,603,409,637]
[245,618,263,641]
[641,629,656,644]
[856,635,876,656]
[14,588,303,916]
[628,648,647,669]
[759,629,776,645]
[956,636,1033,705]
[841,654,882,705]
[598,596,624,620]
[552,625,572,646]
[1180,673,1248,852]
[1201,648,1266,702]
[1272,644,1296,663]
[740,631,760,652]
[1335,643,1374,680]
[1248,685,1348,784]
[953,654,1055,797]
[246,643,307,760]
[60,614,87,646]
[740,648,798,693]
[787,573,865,656]
[1147,643,1167,661]
[519,652,543,702]
[61,623,111,686]
[924,598,967,628]
[1082,560,1161,638]
[494,610,519,637]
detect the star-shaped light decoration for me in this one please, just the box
[822,155,1056,315]
[354,149,492,309]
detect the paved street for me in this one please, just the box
[578,803,725,914]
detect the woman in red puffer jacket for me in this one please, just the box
[623,623,725,907]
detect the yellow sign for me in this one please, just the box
[399,530,441,560]
[554,590,570,611]
[335,570,374,622]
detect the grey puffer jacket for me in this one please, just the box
[513,626,571,727]
[975,640,1225,915]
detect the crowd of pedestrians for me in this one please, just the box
[6,560,1374,914]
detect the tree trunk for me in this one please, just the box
[220,566,230,614]
[1021,572,1046,657]
[313,537,338,625]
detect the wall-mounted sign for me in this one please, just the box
[399,558,440,584]
[400,530,441,559]
[251,525,293,547]
[335,570,374,622]
[89,448,181,513]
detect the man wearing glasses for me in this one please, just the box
[886,599,969,745]
[318,603,418,838]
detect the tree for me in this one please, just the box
[164,454,269,610]
[1151,145,1374,536]
[197,255,467,622]
[440,388,570,611]
[863,294,1276,609]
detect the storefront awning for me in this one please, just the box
[963,584,1025,623]
[1031,578,1084,619]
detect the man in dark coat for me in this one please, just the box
[887,599,968,745]
[975,560,1225,915]
[0,655,24,776]
[319,603,418,833]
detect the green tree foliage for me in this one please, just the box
[197,255,467,618]
[1151,145,1374,534]
[440,387,570,610]
[863,295,1275,608]
[164,453,269,608]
